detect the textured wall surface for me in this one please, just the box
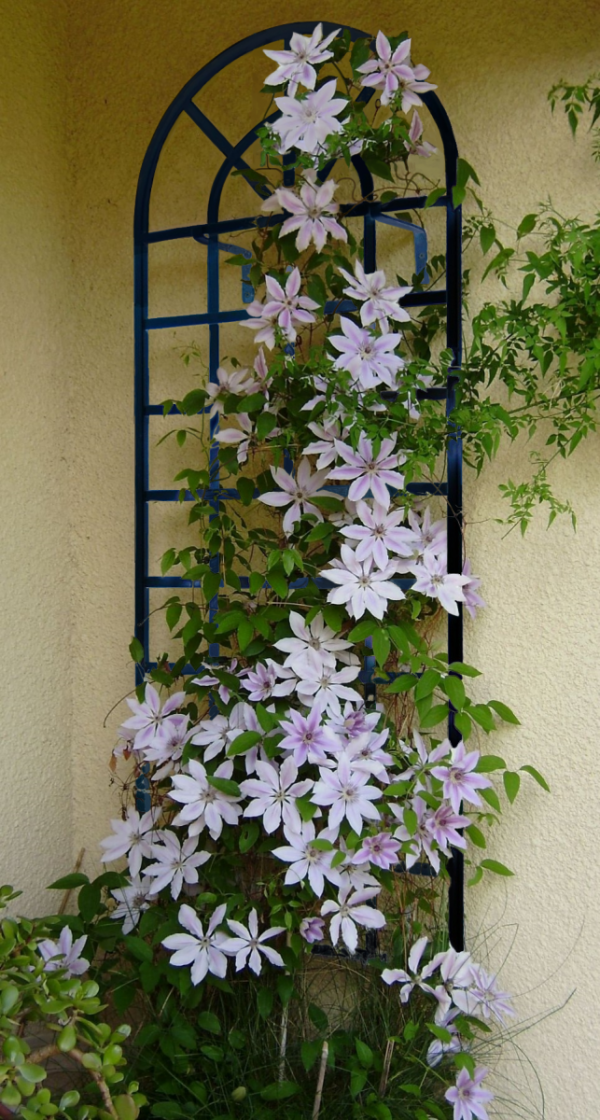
[2,0,600,1114]
[0,0,73,911]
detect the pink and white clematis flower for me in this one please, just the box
[170,759,242,839]
[37,928,89,977]
[358,33,436,110]
[240,659,297,702]
[240,757,314,835]
[122,684,185,753]
[321,884,385,953]
[99,806,161,877]
[462,558,486,619]
[263,170,347,251]
[272,80,347,156]
[110,875,153,935]
[144,715,195,781]
[303,417,349,468]
[328,318,405,389]
[272,821,342,896]
[162,903,230,986]
[352,831,401,870]
[328,434,406,508]
[145,831,210,900]
[274,610,356,672]
[263,25,340,95]
[411,551,470,615]
[295,660,361,716]
[321,544,405,620]
[430,741,492,814]
[338,260,412,332]
[279,705,340,766]
[244,267,318,348]
[445,1066,494,1120]
[206,365,260,412]
[312,754,381,834]
[341,500,417,567]
[406,109,437,158]
[213,412,254,465]
[259,458,331,535]
[224,910,285,974]
[392,795,444,873]
[381,935,440,1001]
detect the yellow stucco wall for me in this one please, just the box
[2,0,600,1114]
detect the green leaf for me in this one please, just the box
[403,807,418,836]
[0,984,19,1014]
[257,988,274,1020]
[372,629,390,667]
[362,152,394,182]
[441,675,466,710]
[522,272,536,301]
[476,754,506,772]
[237,477,255,505]
[448,662,481,677]
[78,881,102,922]
[47,872,89,890]
[129,637,144,664]
[260,1081,299,1101]
[349,620,377,642]
[19,1065,47,1085]
[267,566,288,598]
[468,866,484,887]
[301,1039,322,1072]
[454,1052,475,1078]
[126,937,153,963]
[469,704,496,732]
[207,776,241,796]
[517,213,537,239]
[239,822,259,853]
[297,795,318,822]
[355,1039,373,1068]
[308,1003,329,1032]
[480,858,514,877]
[479,225,496,255]
[424,187,445,209]
[465,824,486,849]
[503,771,521,803]
[480,787,502,813]
[203,571,221,602]
[237,618,254,651]
[386,673,417,694]
[419,703,449,729]
[350,1069,368,1097]
[488,700,520,725]
[520,764,550,792]
[454,712,472,740]
[197,1011,221,1035]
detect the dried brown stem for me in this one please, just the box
[312,1040,329,1120]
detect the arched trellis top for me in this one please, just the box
[133,22,465,951]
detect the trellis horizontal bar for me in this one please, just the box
[144,290,447,330]
[145,481,448,501]
[144,575,417,591]
[145,193,449,244]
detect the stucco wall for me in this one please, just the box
[2,0,600,1114]
[0,0,73,912]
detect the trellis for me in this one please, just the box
[133,22,465,951]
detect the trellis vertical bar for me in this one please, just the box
[133,197,150,685]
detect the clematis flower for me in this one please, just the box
[453,965,514,1024]
[407,506,447,558]
[445,1066,493,1120]
[411,551,470,615]
[431,741,492,814]
[272,80,348,156]
[259,458,331,535]
[300,916,326,943]
[214,412,254,465]
[243,267,318,348]
[328,433,406,508]
[264,24,340,95]
[240,659,297,702]
[265,171,347,251]
[425,801,470,856]
[206,365,259,412]
[144,716,195,781]
[99,806,161,877]
[224,909,285,974]
[122,684,185,753]
[352,831,400,869]
[272,821,342,896]
[170,759,242,839]
[303,417,349,469]
[341,500,417,568]
[321,545,405,620]
[321,885,385,953]
[312,754,381,834]
[328,318,405,389]
[110,875,153,935]
[427,1006,462,1066]
[328,701,381,741]
[240,757,314,835]
[279,705,340,766]
[145,831,211,900]
[192,713,235,763]
[295,660,361,716]
[342,728,394,782]
[38,928,89,977]
[162,903,229,986]
[192,660,239,705]
[462,558,486,619]
[392,795,444,873]
[406,109,437,158]
[338,260,412,332]
[381,935,440,1001]
[358,33,436,110]
[274,610,356,672]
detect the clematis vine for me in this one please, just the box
[263,170,347,251]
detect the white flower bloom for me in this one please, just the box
[223,909,285,974]
[144,716,195,780]
[358,33,436,111]
[321,885,385,953]
[162,903,230,986]
[407,110,437,158]
[240,659,297,702]
[272,822,341,897]
[341,500,417,568]
[321,544,405,620]
[312,754,381,834]
[170,759,242,840]
[259,458,331,536]
[243,267,318,348]
[295,660,361,716]
[37,928,89,977]
[110,875,153,935]
[206,365,260,412]
[303,417,349,469]
[411,551,470,615]
[240,757,313,835]
[327,433,406,509]
[214,412,254,465]
[381,935,440,1001]
[328,317,405,390]
[145,831,211,899]
[264,171,347,251]
[99,806,161,876]
[264,24,340,95]
[274,610,356,672]
[338,260,412,332]
[272,80,347,156]
[122,684,185,752]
